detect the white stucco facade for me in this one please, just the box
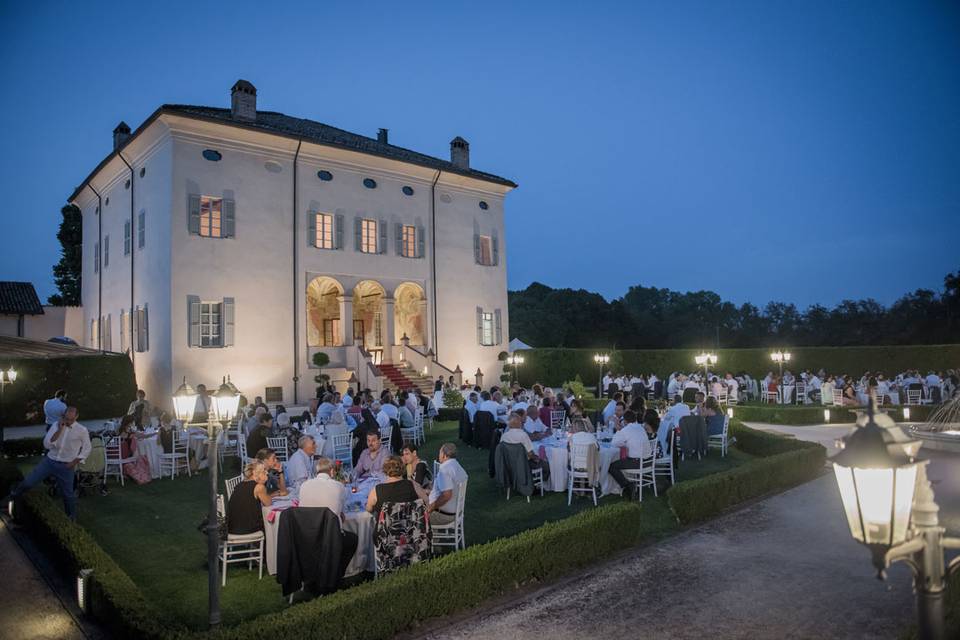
[71,87,514,409]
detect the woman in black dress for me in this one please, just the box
[227,461,273,535]
[365,456,426,518]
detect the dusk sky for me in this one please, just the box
[0,1,957,309]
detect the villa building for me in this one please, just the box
[69,80,516,407]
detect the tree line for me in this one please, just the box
[508,268,960,349]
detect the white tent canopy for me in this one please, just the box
[508,338,533,352]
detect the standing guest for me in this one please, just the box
[117,415,152,484]
[255,448,289,496]
[286,435,317,490]
[43,389,68,428]
[434,376,444,393]
[354,431,388,480]
[227,461,273,535]
[127,389,152,427]
[401,443,432,487]
[246,413,274,459]
[193,384,212,422]
[8,406,90,519]
[607,410,653,498]
[366,455,427,518]
[426,443,468,526]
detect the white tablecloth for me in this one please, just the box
[537,436,622,497]
[135,434,164,479]
[262,480,377,578]
[779,385,795,404]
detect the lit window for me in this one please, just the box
[200,302,222,347]
[402,225,417,258]
[481,312,494,346]
[361,219,377,254]
[478,235,493,266]
[315,213,334,249]
[199,197,223,238]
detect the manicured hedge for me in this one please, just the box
[730,403,937,426]
[0,354,137,427]
[516,345,960,388]
[667,421,826,525]
[2,437,46,457]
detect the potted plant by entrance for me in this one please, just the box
[313,352,331,395]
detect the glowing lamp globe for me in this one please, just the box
[212,377,241,423]
[6,367,16,382]
[830,402,923,570]
[172,377,197,423]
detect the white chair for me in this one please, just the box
[332,433,353,473]
[432,459,440,480]
[794,384,806,405]
[158,429,191,479]
[567,442,598,506]
[103,436,137,486]
[549,410,567,430]
[764,390,779,404]
[225,474,243,500]
[708,416,730,457]
[431,479,467,552]
[906,389,922,406]
[506,464,545,502]
[266,436,289,463]
[380,428,393,453]
[832,389,844,407]
[414,410,426,445]
[237,437,254,465]
[654,430,676,486]
[217,494,264,586]
[621,451,657,502]
[716,390,729,406]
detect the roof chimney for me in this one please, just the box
[377,128,389,144]
[230,79,257,122]
[450,136,470,169]
[113,121,131,150]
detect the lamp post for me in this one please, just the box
[593,353,609,398]
[506,354,524,386]
[694,353,717,388]
[0,366,18,453]
[770,350,791,382]
[831,400,960,640]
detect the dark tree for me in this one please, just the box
[48,204,82,306]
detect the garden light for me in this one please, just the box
[903,407,911,421]
[77,568,93,611]
[212,376,241,423]
[172,377,197,424]
[824,409,830,423]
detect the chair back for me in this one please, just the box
[225,474,243,500]
[332,433,353,468]
[266,436,289,462]
[452,479,467,522]
[473,411,496,449]
[832,389,844,406]
[104,435,123,462]
[907,389,921,405]
[374,499,431,574]
[238,436,249,462]
[681,387,698,403]
[549,410,566,430]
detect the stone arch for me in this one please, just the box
[352,280,386,350]
[394,282,426,346]
[306,276,344,346]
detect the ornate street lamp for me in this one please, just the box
[0,366,18,453]
[694,353,717,387]
[593,353,610,398]
[172,377,197,424]
[770,350,791,383]
[506,354,524,386]
[831,400,960,640]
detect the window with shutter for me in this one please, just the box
[188,195,201,234]
[307,211,317,247]
[124,220,131,256]
[311,213,334,249]
[473,234,480,264]
[477,235,493,266]
[492,236,499,266]
[223,199,236,238]
[222,298,235,347]
[138,210,146,248]
[188,297,201,347]
[354,217,363,251]
[378,219,387,254]
[359,219,377,253]
[417,226,425,258]
[395,223,403,255]
[335,214,344,249]
[194,196,225,238]
[104,236,110,267]
[476,307,483,345]
[119,309,127,353]
[400,225,417,258]
[136,305,149,352]
[103,314,112,351]
[199,302,222,347]
[494,309,502,345]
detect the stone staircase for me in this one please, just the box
[378,363,435,394]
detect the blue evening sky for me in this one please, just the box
[0,1,957,308]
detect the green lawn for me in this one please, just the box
[20,421,754,629]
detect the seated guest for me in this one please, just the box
[299,457,346,517]
[538,396,554,427]
[501,414,551,481]
[227,461,273,535]
[366,455,427,518]
[701,397,724,435]
[606,401,626,431]
[608,410,653,498]
[568,399,594,432]
[117,415,152,484]
[427,443,469,526]
[318,394,339,423]
[255,448,288,496]
[662,398,690,431]
[398,397,416,429]
[158,412,176,454]
[523,408,550,440]
[379,393,399,423]
[569,417,598,448]
[464,392,479,422]
[401,443,432,487]
[842,379,858,406]
[479,391,505,422]
[241,406,261,438]
[246,412,274,459]
[602,392,623,423]
[641,409,661,438]
[286,435,317,490]
[354,431,388,480]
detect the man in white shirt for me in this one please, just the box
[523,410,550,441]
[478,391,503,420]
[10,406,90,519]
[661,400,691,432]
[608,411,653,498]
[285,435,317,491]
[666,377,681,401]
[43,390,68,427]
[724,373,739,402]
[601,374,612,397]
[427,442,469,526]
[296,456,359,579]
[501,414,536,454]
[464,393,479,422]
[602,392,623,423]
[925,371,941,388]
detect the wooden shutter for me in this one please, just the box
[335,214,344,249]
[379,219,388,254]
[223,199,236,238]
[495,309,502,345]
[124,220,131,255]
[138,210,145,248]
[417,226,425,258]
[143,305,149,351]
[222,297,235,347]
[476,307,484,345]
[188,297,201,347]
[94,242,99,273]
[473,233,480,264]
[395,223,403,255]
[188,195,201,235]
[105,314,112,351]
[492,235,499,266]
[354,217,362,251]
[104,236,109,267]
[307,211,317,247]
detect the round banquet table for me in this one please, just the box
[135,432,164,479]
[261,478,377,578]
[537,434,622,496]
